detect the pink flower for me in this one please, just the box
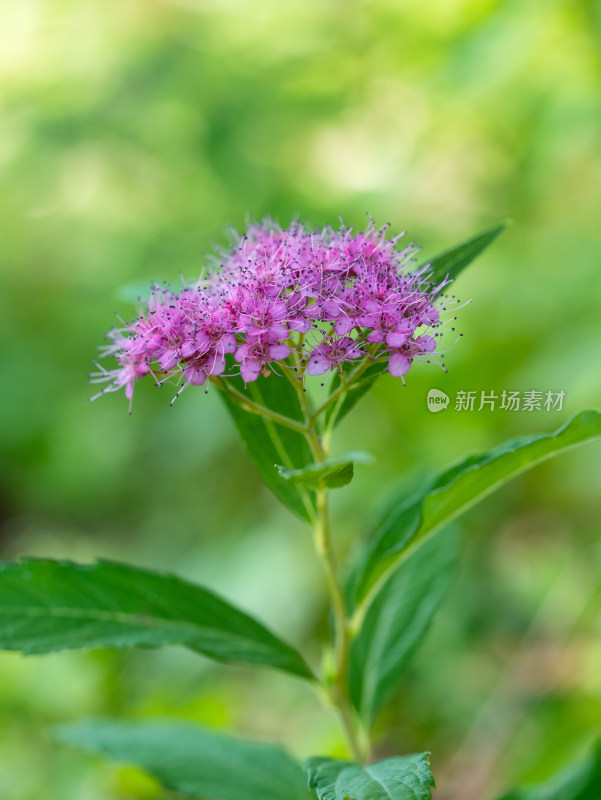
[94,219,457,404]
[238,298,290,342]
[183,351,227,387]
[386,333,438,378]
[306,337,364,376]
[234,340,291,383]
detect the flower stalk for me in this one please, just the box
[313,483,367,763]
[293,380,370,764]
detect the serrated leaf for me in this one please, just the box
[0,559,314,680]
[59,719,314,800]
[219,375,316,521]
[349,529,458,726]
[276,452,372,490]
[305,753,434,800]
[497,740,601,800]
[422,221,508,286]
[353,410,601,608]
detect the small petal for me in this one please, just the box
[240,360,262,383]
[158,351,179,371]
[388,353,411,377]
[306,356,331,376]
[235,344,250,362]
[269,343,291,360]
[210,354,227,376]
[334,317,355,335]
[417,335,436,353]
[386,331,407,348]
[218,333,238,354]
[180,340,198,359]
[184,365,207,386]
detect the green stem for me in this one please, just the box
[212,376,307,435]
[299,386,368,762]
[311,346,382,421]
[313,485,366,763]
[218,360,371,760]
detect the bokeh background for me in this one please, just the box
[1,1,601,798]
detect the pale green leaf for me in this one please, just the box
[354,410,601,609]
[276,452,372,490]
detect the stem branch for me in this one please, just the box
[212,376,307,435]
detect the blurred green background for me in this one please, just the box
[1,1,600,798]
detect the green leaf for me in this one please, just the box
[349,529,458,726]
[497,740,601,800]
[0,559,314,680]
[276,452,372,490]
[353,410,601,608]
[305,753,434,800]
[325,362,388,429]
[59,719,314,800]
[219,375,316,521]
[422,221,508,286]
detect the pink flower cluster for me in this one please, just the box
[92,220,455,404]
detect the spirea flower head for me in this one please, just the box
[91,219,463,408]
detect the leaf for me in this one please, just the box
[305,753,434,800]
[349,529,458,726]
[276,452,372,490]
[325,362,388,429]
[59,719,314,800]
[0,559,314,680]
[219,375,317,521]
[422,221,508,286]
[497,740,601,800]
[353,410,601,608]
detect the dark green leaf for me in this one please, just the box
[422,221,508,286]
[276,452,371,490]
[0,559,314,680]
[305,753,434,800]
[60,719,314,800]
[354,410,601,608]
[349,529,458,726]
[497,740,601,800]
[219,375,316,521]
